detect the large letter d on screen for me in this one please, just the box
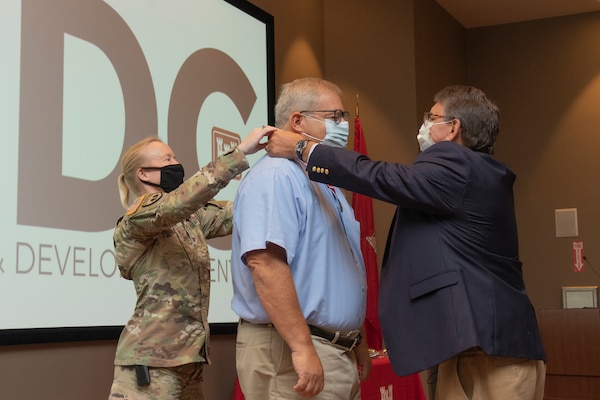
[18,0,153,231]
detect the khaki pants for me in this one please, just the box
[108,363,204,400]
[434,348,545,400]
[236,321,360,400]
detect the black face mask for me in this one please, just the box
[140,164,185,193]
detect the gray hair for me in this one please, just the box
[434,85,500,154]
[274,77,343,128]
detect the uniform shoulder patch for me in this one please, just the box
[142,192,163,207]
[126,195,146,215]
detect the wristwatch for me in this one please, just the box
[295,139,308,161]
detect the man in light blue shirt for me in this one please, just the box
[231,77,371,399]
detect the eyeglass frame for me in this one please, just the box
[300,109,350,125]
[423,112,453,123]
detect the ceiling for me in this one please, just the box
[435,0,600,28]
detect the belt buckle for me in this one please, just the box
[347,336,359,352]
[331,329,360,351]
[344,331,361,351]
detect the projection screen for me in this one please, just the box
[0,0,274,344]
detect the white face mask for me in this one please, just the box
[302,115,350,148]
[417,120,451,152]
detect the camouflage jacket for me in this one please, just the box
[113,147,248,367]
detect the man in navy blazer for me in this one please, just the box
[265,85,546,399]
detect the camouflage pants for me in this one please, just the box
[108,363,204,400]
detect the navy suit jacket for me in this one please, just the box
[306,141,546,376]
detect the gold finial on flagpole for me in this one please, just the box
[355,92,360,118]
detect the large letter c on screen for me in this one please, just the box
[167,48,257,173]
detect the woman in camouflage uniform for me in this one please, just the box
[108,127,270,400]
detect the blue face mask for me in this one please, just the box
[322,119,350,148]
[302,117,350,148]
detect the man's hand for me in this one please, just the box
[246,244,325,397]
[266,130,304,159]
[291,346,325,397]
[355,326,372,382]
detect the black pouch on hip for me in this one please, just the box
[135,365,151,386]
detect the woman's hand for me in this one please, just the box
[237,125,277,155]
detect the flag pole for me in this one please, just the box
[355,92,359,118]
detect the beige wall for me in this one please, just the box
[323,0,418,265]
[466,12,600,309]
[414,0,467,117]
[3,1,600,399]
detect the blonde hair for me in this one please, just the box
[117,136,163,209]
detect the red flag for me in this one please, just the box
[232,378,245,400]
[353,115,383,350]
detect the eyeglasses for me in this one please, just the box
[423,112,449,123]
[301,109,349,125]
